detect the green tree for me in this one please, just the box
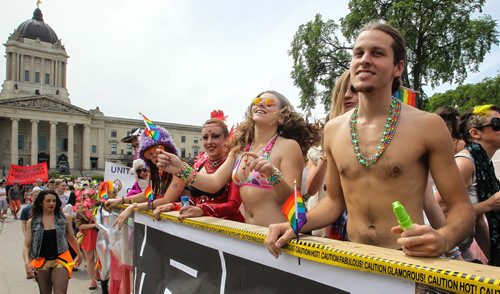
[289,14,352,112]
[290,0,498,112]
[342,0,498,97]
[425,74,500,112]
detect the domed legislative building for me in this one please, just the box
[0,6,201,176]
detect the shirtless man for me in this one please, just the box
[265,21,474,258]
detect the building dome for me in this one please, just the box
[15,8,58,43]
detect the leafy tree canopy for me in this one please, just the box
[425,74,500,113]
[290,0,498,113]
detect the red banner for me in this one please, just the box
[7,162,49,185]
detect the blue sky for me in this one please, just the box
[1,0,498,127]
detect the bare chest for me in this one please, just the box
[331,125,426,180]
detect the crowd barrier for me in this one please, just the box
[106,207,500,294]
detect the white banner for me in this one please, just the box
[104,161,135,197]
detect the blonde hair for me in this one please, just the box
[329,71,351,119]
[54,179,66,186]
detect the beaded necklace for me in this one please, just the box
[350,97,402,168]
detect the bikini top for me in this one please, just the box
[232,134,278,190]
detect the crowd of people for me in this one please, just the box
[13,18,498,294]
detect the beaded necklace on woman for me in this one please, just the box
[350,97,402,168]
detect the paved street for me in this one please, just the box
[0,209,97,294]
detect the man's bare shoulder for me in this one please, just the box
[402,105,452,148]
[403,105,447,129]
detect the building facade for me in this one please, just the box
[0,7,201,176]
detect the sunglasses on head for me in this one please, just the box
[252,97,277,107]
[476,117,500,132]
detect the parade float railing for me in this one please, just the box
[107,207,500,294]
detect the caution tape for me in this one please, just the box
[137,209,500,293]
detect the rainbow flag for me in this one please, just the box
[139,112,160,142]
[281,181,307,234]
[393,86,417,108]
[144,185,155,203]
[98,186,108,201]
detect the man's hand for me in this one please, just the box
[391,224,448,257]
[265,222,297,258]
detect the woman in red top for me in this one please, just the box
[154,111,244,222]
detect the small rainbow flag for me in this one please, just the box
[98,186,108,201]
[139,112,160,142]
[144,185,155,204]
[393,86,417,108]
[281,180,307,234]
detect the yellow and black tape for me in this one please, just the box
[138,210,500,293]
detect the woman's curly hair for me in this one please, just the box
[229,90,321,158]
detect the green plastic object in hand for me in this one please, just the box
[392,201,413,231]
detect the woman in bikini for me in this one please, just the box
[153,111,244,222]
[156,90,320,227]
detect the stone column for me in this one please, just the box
[98,128,105,169]
[20,54,24,81]
[62,62,66,88]
[31,120,39,165]
[67,123,74,170]
[41,58,45,87]
[52,60,56,86]
[13,53,17,81]
[54,60,58,87]
[57,61,61,87]
[83,124,91,170]
[31,55,35,82]
[7,52,16,81]
[49,121,57,169]
[10,118,20,165]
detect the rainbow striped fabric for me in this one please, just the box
[144,185,155,203]
[98,186,108,201]
[139,112,160,141]
[281,188,307,234]
[393,86,417,107]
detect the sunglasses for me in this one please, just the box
[476,117,500,132]
[136,168,148,173]
[252,97,277,107]
[144,145,165,160]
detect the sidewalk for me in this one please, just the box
[0,208,98,294]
